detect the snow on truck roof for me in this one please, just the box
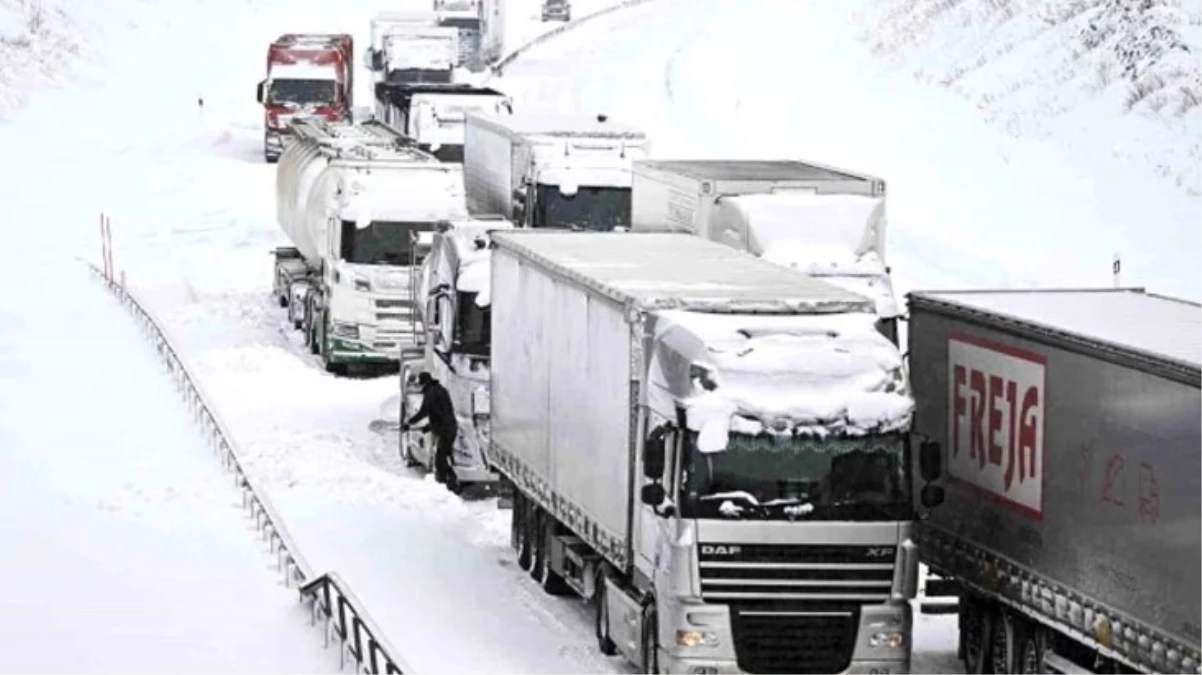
[913,288,1201,369]
[491,231,874,315]
[467,112,645,139]
[637,159,872,183]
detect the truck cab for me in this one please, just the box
[374,82,513,162]
[623,309,920,675]
[541,0,571,22]
[400,215,512,492]
[256,34,353,163]
[463,112,651,231]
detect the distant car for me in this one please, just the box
[541,0,570,21]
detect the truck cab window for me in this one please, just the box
[270,79,337,107]
[340,220,436,265]
[454,291,490,356]
[534,185,631,231]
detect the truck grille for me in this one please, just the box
[699,544,894,674]
[729,607,857,675]
[375,299,410,309]
[699,543,895,605]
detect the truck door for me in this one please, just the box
[634,410,679,581]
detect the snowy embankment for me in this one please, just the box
[0,266,337,672]
[856,0,1201,200]
[496,0,1200,302]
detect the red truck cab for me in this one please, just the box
[255,34,354,163]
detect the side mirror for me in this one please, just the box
[919,440,943,482]
[640,483,665,507]
[642,430,666,479]
[921,484,946,509]
[256,80,265,104]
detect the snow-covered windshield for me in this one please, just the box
[533,184,630,231]
[339,221,433,266]
[455,291,489,356]
[269,79,336,107]
[679,430,910,521]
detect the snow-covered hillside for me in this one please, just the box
[856,0,1201,198]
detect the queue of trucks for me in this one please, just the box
[257,5,1201,674]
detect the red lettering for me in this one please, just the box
[1003,380,1018,490]
[1102,454,1126,506]
[952,365,966,457]
[970,370,986,467]
[1019,386,1040,482]
[1138,463,1160,522]
[987,375,1004,467]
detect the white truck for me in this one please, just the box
[479,0,505,65]
[364,12,460,85]
[433,0,484,71]
[399,215,513,492]
[630,160,899,344]
[490,230,922,674]
[272,118,470,374]
[464,112,650,231]
[374,81,512,162]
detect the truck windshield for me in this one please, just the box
[270,79,337,107]
[339,221,435,266]
[455,292,489,356]
[534,184,630,231]
[679,430,911,521]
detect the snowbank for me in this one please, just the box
[657,310,913,451]
[0,0,83,119]
[855,0,1201,198]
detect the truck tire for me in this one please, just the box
[641,604,659,674]
[961,597,994,674]
[531,507,570,595]
[516,494,534,573]
[1016,622,1047,674]
[990,610,1021,674]
[594,570,618,656]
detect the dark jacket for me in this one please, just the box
[408,379,456,434]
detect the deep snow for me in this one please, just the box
[0,265,337,673]
[5,0,1190,671]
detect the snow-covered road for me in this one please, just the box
[0,262,336,673]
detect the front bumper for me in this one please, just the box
[328,335,405,364]
[660,654,909,675]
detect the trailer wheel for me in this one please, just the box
[528,508,569,594]
[962,597,994,674]
[640,604,659,674]
[510,491,524,552]
[990,609,1020,674]
[1016,621,1047,674]
[516,495,534,573]
[594,570,618,656]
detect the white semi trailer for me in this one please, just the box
[630,160,899,343]
[464,112,649,230]
[490,230,922,674]
[272,118,469,373]
[399,215,513,492]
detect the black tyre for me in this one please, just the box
[962,597,994,674]
[1016,621,1046,674]
[990,610,1019,674]
[641,604,659,674]
[594,570,618,656]
[516,497,534,573]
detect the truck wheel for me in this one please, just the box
[640,604,659,674]
[278,291,287,308]
[516,496,534,573]
[1016,622,1046,674]
[510,491,524,552]
[594,570,618,656]
[528,507,569,594]
[961,598,993,674]
[990,610,1020,674]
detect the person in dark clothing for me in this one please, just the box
[402,372,457,485]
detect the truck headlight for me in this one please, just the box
[869,631,905,649]
[676,630,718,647]
[332,322,359,339]
[353,277,371,292]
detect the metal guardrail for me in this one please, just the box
[83,260,411,675]
[490,0,661,76]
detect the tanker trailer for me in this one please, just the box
[272,118,470,374]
